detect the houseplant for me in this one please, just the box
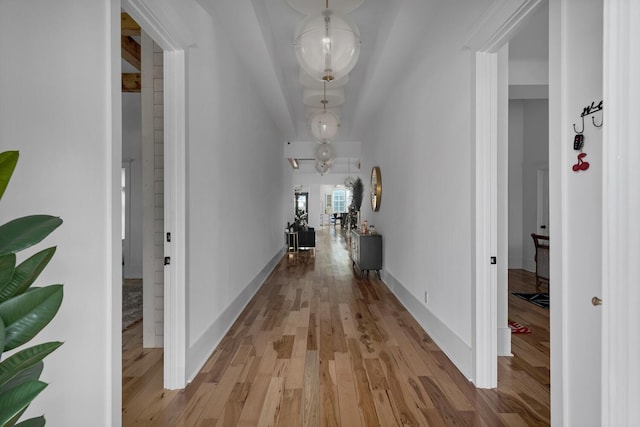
[349,177,363,229]
[0,151,63,427]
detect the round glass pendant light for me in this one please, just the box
[344,158,354,187]
[294,9,361,82]
[315,160,331,175]
[314,141,335,163]
[310,110,340,141]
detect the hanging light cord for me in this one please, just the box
[322,82,327,112]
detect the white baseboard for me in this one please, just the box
[381,270,473,381]
[186,248,284,382]
[497,326,512,356]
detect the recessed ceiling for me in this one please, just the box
[285,0,366,15]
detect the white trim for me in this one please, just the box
[122,0,189,389]
[465,0,544,51]
[109,2,123,425]
[473,52,498,388]
[602,0,640,424]
[468,0,545,389]
[163,50,187,389]
[496,43,511,357]
[547,2,566,424]
[187,249,284,382]
[122,0,194,51]
[383,271,473,379]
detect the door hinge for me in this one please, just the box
[164,256,171,265]
[490,256,497,265]
[166,232,171,242]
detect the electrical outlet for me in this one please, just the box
[424,291,429,304]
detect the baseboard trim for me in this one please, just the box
[497,326,512,356]
[381,270,473,380]
[186,248,284,382]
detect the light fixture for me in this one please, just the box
[310,82,340,141]
[314,141,335,163]
[310,111,340,141]
[315,160,330,175]
[344,157,354,187]
[294,2,361,83]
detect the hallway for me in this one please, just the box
[123,227,549,426]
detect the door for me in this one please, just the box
[536,168,549,235]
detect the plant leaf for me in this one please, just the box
[0,254,16,299]
[0,248,56,304]
[0,362,42,396]
[0,343,61,391]
[0,380,46,426]
[0,216,62,257]
[15,416,45,427]
[0,285,63,351]
[0,151,19,202]
[0,316,5,357]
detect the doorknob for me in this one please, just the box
[591,296,603,306]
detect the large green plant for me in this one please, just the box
[0,151,63,427]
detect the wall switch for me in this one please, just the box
[424,291,429,304]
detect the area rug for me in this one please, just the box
[508,320,531,334]
[122,279,142,330]
[512,292,549,309]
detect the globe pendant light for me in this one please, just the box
[294,4,361,82]
[344,158,354,187]
[310,111,340,141]
[314,141,335,163]
[310,82,340,141]
[315,160,330,175]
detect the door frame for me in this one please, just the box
[466,0,544,389]
[121,0,188,389]
[602,0,640,424]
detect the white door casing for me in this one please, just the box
[465,0,544,389]
[122,0,190,390]
[602,0,640,424]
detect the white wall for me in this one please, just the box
[508,99,549,270]
[179,3,291,378]
[508,101,525,268]
[509,1,549,86]
[354,0,493,378]
[550,0,603,425]
[0,1,119,424]
[521,99,549,270]
[122,93,143,278]
[1,0,293,423]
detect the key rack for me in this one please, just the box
[573,100,603,133]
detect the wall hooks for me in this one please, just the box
[592,114,603,127]
[573,100,603,133]
[573,116,584,133]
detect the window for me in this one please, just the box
[333,189,346,213]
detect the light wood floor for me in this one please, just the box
[123,227,550,426]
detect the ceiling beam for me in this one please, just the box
[121,12,141,37]
[121,35,141,71]
[122,73,141,93]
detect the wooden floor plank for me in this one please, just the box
[122,228,549,426]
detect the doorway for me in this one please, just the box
[120,0,187,390]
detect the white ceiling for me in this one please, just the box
[191,0,547,173]
[197,0,421,148]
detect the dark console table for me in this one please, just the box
[350,230,382,278]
